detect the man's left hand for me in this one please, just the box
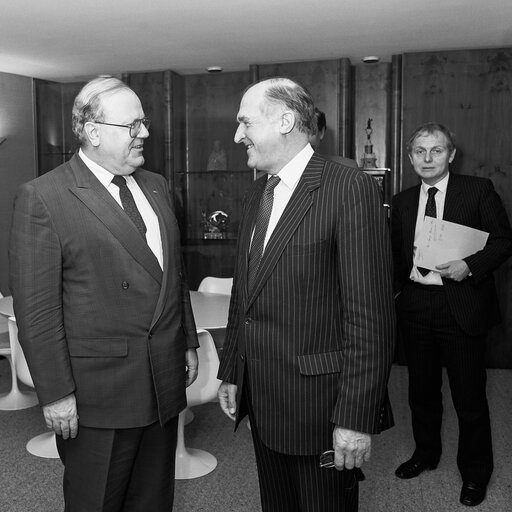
[185,348,198,387]
[333,427,372,470]
[435,260,470,282]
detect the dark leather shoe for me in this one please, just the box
[460,482,486,507]
[395,457,438,479]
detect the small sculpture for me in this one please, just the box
[202,210,229,239]
[207,140,227,171]
[361,118,377,168]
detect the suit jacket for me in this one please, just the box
[218,153,396,455]
[9,153,198,429]
[391,172,512,336]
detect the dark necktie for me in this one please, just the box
[111,175,147,240]
[418,186,438,276]
[247,176,280,291]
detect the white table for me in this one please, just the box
[0,296,13,318]
[189,291,230,329]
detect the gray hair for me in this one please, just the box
[71,76,132,147]
[406,122,456,154]
[261,78,316,136]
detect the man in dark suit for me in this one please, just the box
[217,77,395,511]
[391,122,512,507]
[309,107,359,168]
[9,77,198,512]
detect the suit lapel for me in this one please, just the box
[442,173,463,222]
[246,155,323,307]
[403,186,420,261]
[67,154,163,285]
[134,172,180,328]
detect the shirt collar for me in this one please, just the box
[79,148,120,188]
[421,172,450,196]
[275,143,314,190]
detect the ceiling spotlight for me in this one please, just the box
[207,66,223,73]
[362,56,380,64]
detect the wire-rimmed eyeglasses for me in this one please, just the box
[94,117,151,138]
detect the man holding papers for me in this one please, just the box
[391,122,512,507]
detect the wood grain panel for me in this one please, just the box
[402,48,512,367]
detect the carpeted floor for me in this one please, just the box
[0,358,511,511]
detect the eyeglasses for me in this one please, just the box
[94,117,150,138]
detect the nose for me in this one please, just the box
[424,150,433,162]
[234,124,244,144]
[138,123,149,139]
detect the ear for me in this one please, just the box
[279,111,295,135]
[449,148,456,163]
[84,121,101,147]
[408,152,414,165]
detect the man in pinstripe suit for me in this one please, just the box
[392,123,512,507]
[217,78,395,511]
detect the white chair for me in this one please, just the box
[184,276,232,426]
[175,329,221,479]
[197,276,233,295]
[8,317,59,458]
[0,294,38,411]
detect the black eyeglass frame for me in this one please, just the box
[94,117,151,138]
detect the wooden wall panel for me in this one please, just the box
[256,59,352,158]
[354,62,391,169]
[185,71,250,174]
[402,48,512,367]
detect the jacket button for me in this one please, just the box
[122,281,129,289]
[148,333,153,340]
[245,318,252,325]
[240,354,245,361]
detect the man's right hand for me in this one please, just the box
[43,393,79,439]
[218,382,237,421]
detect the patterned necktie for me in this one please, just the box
[424,186,438,218]
[418,186,438,276]
[247,176,280,292]
[111,175,147,240]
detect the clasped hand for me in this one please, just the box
[43,393,78,439]
[333,427,371,470]
[435,259,470,282]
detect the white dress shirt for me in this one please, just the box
[260,144,314,251]
[410,172,450,285]
[78,149,163,269]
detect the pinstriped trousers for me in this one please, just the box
[243,372,359,512]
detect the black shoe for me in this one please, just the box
[460,482,486,507]
[395,457,438,479]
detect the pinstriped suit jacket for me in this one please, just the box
[9,153,198,429]
[218,153,396,455]
[391,172,512,336]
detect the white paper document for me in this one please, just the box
[414,216,489,271]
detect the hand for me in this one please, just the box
[42,393,79,439]
[185,348,198,387]
[333,427,371,470]
[435,260,470,282]
[218,382,237,421]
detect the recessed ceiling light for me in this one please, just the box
[207,66,223,73]
[362,56,380,64]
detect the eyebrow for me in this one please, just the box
[237,115,250,123]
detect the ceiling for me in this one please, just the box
[1,0,511,82]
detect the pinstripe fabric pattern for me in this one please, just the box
[218,153,396,455]
[391,173,512,336]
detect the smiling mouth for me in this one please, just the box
[132,143,144,150]
[245,143,254,150]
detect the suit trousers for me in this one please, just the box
[397,282,493,484]
[243,371,359,512]
[56,418,178,512]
